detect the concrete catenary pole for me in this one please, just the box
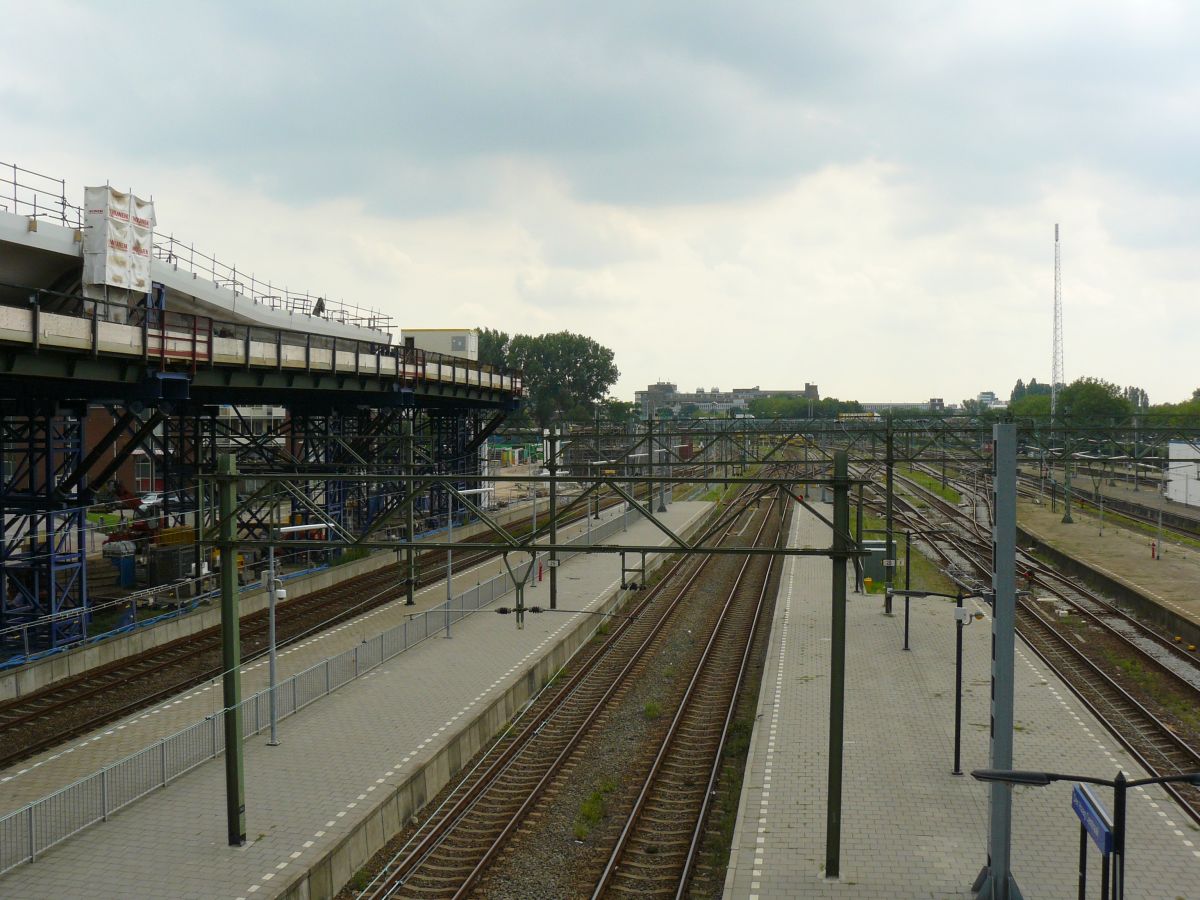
[973,423,1025,900]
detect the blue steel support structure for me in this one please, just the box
[0,402,89,651]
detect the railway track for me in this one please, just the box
[868,466,1200,823]
[0,491,643,770]
[592,496,782,897]
[354,483,784,898]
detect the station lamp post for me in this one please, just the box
[886,586,986,775]
[971,768,1200,900]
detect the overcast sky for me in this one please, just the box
[3,1,1197,404]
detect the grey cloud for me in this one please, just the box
[4,1,1200,237]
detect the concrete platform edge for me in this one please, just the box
[720,537,783,898]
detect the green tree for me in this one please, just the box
[1010,393,1051,418]
[601,399,638,425]
[507,331,620,428]
[1122,385,1149,409]
[478,327,510,369]
[1057,377,1132,421]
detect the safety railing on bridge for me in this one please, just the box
[151,235,392,332]
[0,162,81,228]
[2,159,390,332]
[0,510,632,874]
[1,154,516,388]
[0,281,523,396]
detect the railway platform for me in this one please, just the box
[0,500,711,899]
[0,496,580,812]
[1018,496,1200,632]
[1021,463,1197,523]
[723,502,1200,899]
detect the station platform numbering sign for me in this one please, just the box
[1071,783,1114,854]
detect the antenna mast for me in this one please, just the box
[1051,224,1064,416]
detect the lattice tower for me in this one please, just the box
[1051,224,1064,416]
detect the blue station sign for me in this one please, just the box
[1071,784,1113,854]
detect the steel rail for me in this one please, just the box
[879,470,1200,824]
[360,481,773,899]
[903,466,1200,676]
[592,491,782,898]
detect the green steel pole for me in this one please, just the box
[855,484,864,593]
[885,412,895,614]
[825,450,849,879]
[1062,453,1074,524]
[218,453,246,846]
[594,406,602,519]
[405,418,415,605]
[646,415,655,513]
[549,426,558,610]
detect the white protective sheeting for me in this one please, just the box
[83,185,156,292]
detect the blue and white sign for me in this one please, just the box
[1071,784,1113,854]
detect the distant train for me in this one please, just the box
[836,412,881,422]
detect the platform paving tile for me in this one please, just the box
[724,503,1200,899]
[0,502,708,899]
[0,504,621,812]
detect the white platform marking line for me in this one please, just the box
[1027,621,1198,859]
[750,507,798,887]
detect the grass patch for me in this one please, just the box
[643,701,662,720]
[573,779,617,839]
[86,510,123,527]
[707,714,756,871]
[1102,650,1200,734]
[899,466,962,505]
[856,509,959,596]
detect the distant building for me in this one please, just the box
[929,398,945,411]
[862,401,940,413]
[976,391,1008,410]
[633,382,820,418]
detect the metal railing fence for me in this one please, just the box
[0,509,634,874]
[0,280,523,395]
